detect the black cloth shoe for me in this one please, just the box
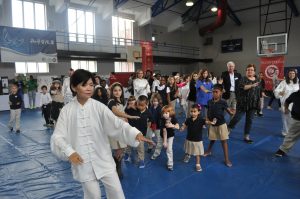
[244,138,253,144]
[275,149,286,157]
[16,130,20,133]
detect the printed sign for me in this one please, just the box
[260,56,284,91]
[0,26,57,63]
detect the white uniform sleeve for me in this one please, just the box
[100,105,140,147]
[50,108,75,161]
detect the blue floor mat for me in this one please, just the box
[0,107,299,199]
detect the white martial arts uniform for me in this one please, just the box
[274,80,299,135]
[50,98,140,199]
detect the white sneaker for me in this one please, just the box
[282,132,287,136]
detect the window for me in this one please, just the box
[68,8,95,43]
[12,0,46,30]
[15,62,49,74]
[114,62,134,72]
[71,60,97,72]
[112,16,134,46]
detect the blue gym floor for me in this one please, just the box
[0,106,299,199]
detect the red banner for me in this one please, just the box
[109,72,132,87]
[260,56,285,91]
[140,41,153,72]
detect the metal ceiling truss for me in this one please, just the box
[182,0,204,24]
[114,0,128,9]
[259,0,298,36]
[151,0,183,17]
[287,0,299,16]
[182,0,242,25]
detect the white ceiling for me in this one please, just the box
[49,0,300,32]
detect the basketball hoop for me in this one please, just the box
[265,48,274,57]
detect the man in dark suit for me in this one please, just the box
[221,61,242,111]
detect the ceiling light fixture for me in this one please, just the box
[211,6,218,12]
[186,0,194,7]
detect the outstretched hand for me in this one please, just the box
[69,152,84,165]
[136,133,156,146]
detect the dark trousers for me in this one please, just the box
[42,104,51,124]
[228,109,256,135]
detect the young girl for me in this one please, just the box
[50,69,152,199]
[167,76,179,111]
[180,104,206,172]
[204,84,235,167]
[196,69,213,119]
[179,75,190,118]
[50,79,64,124]
[152,105,179,171]
[155,76,169,106]
[147,93,162,154]
[107,82,140,178]
[187,72,198,115]
[92,86,108,105]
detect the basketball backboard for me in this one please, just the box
[126,46,142,62]
[257,33,287,56]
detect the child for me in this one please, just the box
[8,84,22,133]
[39,85,52,127]
[204,84,235,167]
[51,69,153,199]
[152,105,179,171]
[275,88,300,157]
[179,75,190,118]
[167,76,179,111]
[126,95,153,168]
[147,93,162,154]
[123,95,137,162]
[92,86,108,105]
[155,76,169,106]
[107,82,140,178]
[180,104,206,172]
[50,79,64,124]
[257,72,266,117]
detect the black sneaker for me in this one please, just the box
[275,149,286,157]
[10,128,13,132]
[147,148,152,153]
[244,138,254,144]
[16,130,20,133]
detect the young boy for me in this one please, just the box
[275,88,300,157]
[8,84,22,133]
[40,85,52,127]
[126,95,153,168]
[204,84,235,167]
[124,96,137,162]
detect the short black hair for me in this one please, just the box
[191,104,201,111]
[70,69,95,96]
[41,85,47,90]
[137,95,148,103]
[213,84,223,91]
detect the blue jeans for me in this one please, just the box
[228,109,256,136]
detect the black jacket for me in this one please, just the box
[221,71,242,100]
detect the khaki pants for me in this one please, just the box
[152,136,174,166]
[281,111,292,134]
[226,92,237,110]
[81,171,125,199]
[137,141,145,161]
[146,128,160,150]
[8,109,21,130]
[279,118,300,153]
